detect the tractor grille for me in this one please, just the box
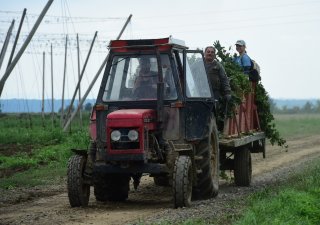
[111,128,140,150]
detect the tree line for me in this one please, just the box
[269,99,320,114]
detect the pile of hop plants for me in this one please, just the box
[213,41,287,147]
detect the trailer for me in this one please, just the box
[219,82,266,186]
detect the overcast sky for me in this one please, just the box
[0,0,319,100]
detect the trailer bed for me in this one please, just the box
[219,131,265,148]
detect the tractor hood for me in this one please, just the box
[107,109,157,130]
[107,109,156,120]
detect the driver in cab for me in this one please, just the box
[133,56,158,99]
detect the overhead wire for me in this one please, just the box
[1,1,319,21]
[2,9,319,51]
[64,0,87,109]
[65,0,87,105]
[129,11,320,32]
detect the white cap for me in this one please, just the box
[235,40,246,46]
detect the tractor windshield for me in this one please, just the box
[102,54,177,101]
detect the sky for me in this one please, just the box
[0,0,319,100]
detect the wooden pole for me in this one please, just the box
[0,0,54,97]
[51,44,54,128]
[60,35,68,126]
[7,9,26,68]
[0,20,15,70]
[77,34,83,128]
[63,31,97,125]
[116,14,132,40]
[42,51,45,126]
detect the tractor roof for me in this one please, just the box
[108,37,188,52]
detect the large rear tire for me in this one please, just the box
[193,118,219,199]
[93,173,109,202]
[94,174,130,202]
[173,155,192,208]
[154,175,170,186]
[234,147,252,186]
[67,155,90,207]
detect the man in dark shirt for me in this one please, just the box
[204,46,231,101]
[204,46,231,131]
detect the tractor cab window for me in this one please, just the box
[185,52,212,98]
[102,54,177,101]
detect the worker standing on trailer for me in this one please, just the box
[204,46,231,102]
[204,46,231,131]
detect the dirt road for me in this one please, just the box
[1,135,320,225]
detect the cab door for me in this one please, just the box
[183,50,215,140]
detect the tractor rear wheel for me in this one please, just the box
[154,175,170,186]
[234,147,252,186]
[93,173,109,202]
[193,119,219,199]
[173,155,193,208]
[94,174,130,202]
[67,155,90,207]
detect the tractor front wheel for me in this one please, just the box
[173,155,193,208]
[67,155,90,207]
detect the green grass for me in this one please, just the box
[273,113,320,140]
[0,114,69,145]
[234,158,320,225]
[0,161,67,189]
[0,113,90,188]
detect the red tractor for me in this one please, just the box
[67,37,265,208]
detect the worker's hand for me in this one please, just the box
[224,94,232,102]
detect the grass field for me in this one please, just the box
[234,158,320,225]
[0,113,90,188]
[231,114,320,225]
[273,113,320,140]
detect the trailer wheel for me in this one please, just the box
[193,119,219,199]
[67,155,90,207]
[173,155,192,208]
[234,147,252,186]
[94,175,130,202]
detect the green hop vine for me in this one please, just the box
[213,41,287,147]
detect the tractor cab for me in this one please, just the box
[93,37,215,155]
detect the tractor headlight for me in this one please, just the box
[128,130,139,141]
[110,130,121,141]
